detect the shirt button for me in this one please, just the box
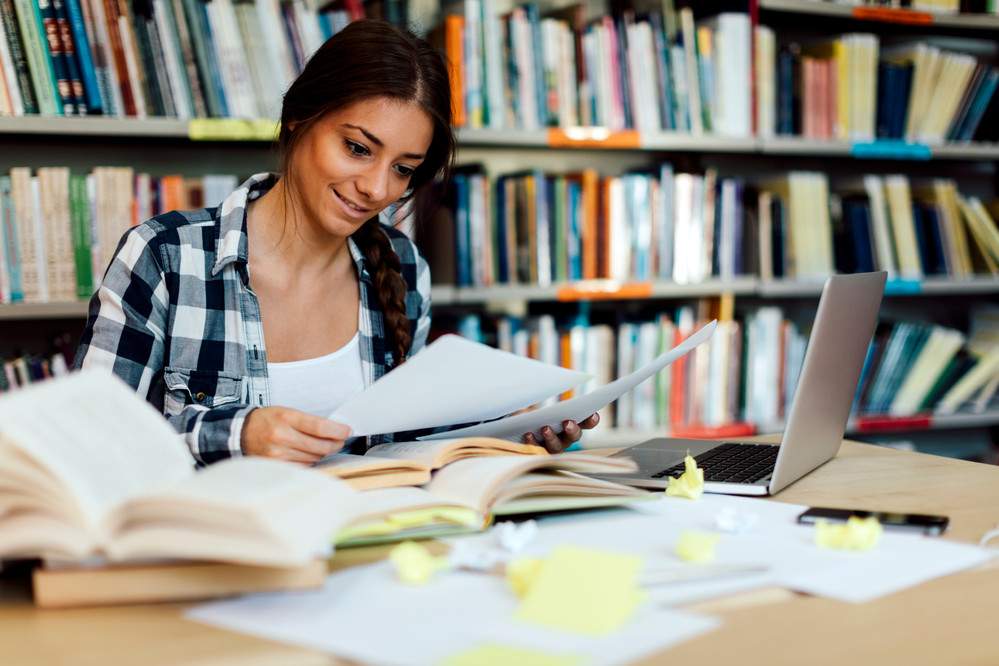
[195,392,207,403]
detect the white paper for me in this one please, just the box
[329,334,592,436]
[419,320,717,441]
[187,560,720,666]
[444,493,996,607]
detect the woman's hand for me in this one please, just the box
[523,413,600,453]
[241,406,353,463]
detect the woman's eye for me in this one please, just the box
[395,165,415,178]
[345,140,368,157]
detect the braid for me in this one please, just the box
[355,219,412,368]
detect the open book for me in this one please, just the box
[336,452,653,546]
[0,371,361,570]
[314,437,548,490]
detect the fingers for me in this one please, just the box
[241,407,353,463]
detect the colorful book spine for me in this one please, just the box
[10,0,60,114]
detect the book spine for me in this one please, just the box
[11,0,61,114]
[37,0,77,114]
[62,0,101,112]
[79,0,122,115]
[0,0,37,113]
[51,0,87,113]
[69,172,93,299]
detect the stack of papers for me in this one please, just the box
[186,493,995,665]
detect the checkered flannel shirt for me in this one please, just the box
[74,173,431,464]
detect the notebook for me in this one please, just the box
[589,271,887,496]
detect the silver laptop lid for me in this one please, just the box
[768,271,886,494]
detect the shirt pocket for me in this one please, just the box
[163,368,243,415]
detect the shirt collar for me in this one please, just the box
[212,172,278,277]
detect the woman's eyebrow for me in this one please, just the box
[343,124,425,160]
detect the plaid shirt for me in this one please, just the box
[74,173,431,464]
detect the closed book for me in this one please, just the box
[0,0,39,114]
[51,0,88,113]
[32,558,328,609]
[61,0,101,112]
[0,175,23,302]
[11,0,61,114]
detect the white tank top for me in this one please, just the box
[267,333,364,418]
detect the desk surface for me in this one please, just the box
[4,441,999,666]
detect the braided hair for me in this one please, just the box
[277,20,456,367]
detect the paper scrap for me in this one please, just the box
[814,516,883,551]
[389,541,449,584]
[675,530,720,562]
[449,541,505,572]
[665,454,704,499]
[513,546,646,636]
[494,520,539,553]
[980,523,999,548]
[714,507,758,535]
[506,556,546,598]
[441,643,584,666]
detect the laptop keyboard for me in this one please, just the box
[652,442,779,484]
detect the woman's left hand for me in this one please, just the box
[524,413,600,453]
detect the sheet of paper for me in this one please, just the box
[329,334,592,436]
[186,560,720,666]
[419,320,717,441]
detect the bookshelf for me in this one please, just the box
[1,1,998,457]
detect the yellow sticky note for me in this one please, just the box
[440,644,584,666]
[814,516,883,551]
[675,530,720,562]
[665,454,704,499]
[513,546,646,636]
[506,556,546,598]
[388,540,449,584]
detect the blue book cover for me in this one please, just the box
[61,0,101,112]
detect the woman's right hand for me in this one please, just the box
[240,406,353,463]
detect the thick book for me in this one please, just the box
[336,451,649,546]
[0,371,362,570]
[31,557,328,609]
[315,437,547,490]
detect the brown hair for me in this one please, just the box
[278,19,456,366]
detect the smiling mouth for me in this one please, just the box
[334,189,370,213]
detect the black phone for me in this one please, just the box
[796,507,950,536]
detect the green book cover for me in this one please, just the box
[68,173,93,300]
[11,0,61,114]
[0,175,24,302]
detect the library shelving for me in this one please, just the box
[1,1,999,458]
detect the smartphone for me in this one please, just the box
[796,507,949,536]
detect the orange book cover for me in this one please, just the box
[581,168,599,280]
[158,174,185,213]
[669,326,686,425]
[445,14,465,128]
[559,330,573,401]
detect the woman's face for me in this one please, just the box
[288,96,434,239]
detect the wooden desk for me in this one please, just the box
[4,441,999,666]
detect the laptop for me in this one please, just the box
[590,271,887,496]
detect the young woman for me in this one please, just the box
[74,20,596,465]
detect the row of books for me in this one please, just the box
[824,0,998,14]
[439,2,999,142]
[0,331,74,392]
[763,173,999,280]
[423,162,999,289]
[425,162,753,288]
[0,166,237,304]
[440,3,753,135]
[754,32,999,144]
[0,0,365,119]
[859,306,999,418]
[443,303,999,434]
